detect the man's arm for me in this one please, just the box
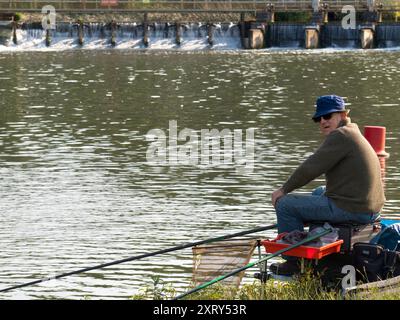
[281,130,350,194]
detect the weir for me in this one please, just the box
[376,23,400,47]
[0,0,400,49]
[319,24,360,48]
[2,20,400,50]
[267,24,306,48]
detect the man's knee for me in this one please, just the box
[276,194,296,214]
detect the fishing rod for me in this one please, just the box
[0,223,277,293]
[174,227,333,300]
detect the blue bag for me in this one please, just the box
[370,222,400,251]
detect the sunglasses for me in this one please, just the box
[313,113,335,123]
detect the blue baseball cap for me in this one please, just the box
[312,95,348,120]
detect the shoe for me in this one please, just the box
[269,260,300,276]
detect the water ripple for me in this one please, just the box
[0,50,399,299]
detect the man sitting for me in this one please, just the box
[270,95,385,275]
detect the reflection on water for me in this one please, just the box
[0,50,399,299]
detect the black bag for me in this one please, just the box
[353,242,400,282]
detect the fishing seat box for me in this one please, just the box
[262,234,343,260]
[308,221,380,253]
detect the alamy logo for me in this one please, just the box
[41,5,56,30]
[341,265,356,290]
[342,5,356,30]
[145,121,255,174]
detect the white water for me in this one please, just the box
[0,22,243,51]
[1,22,400,52]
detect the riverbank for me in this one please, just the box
[130,273,400,300]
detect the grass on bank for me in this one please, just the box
[130,271,400,300]
[130,271,341,300]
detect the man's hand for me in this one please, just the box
[271,188,286,208]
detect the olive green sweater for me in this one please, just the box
[282,119,385,214]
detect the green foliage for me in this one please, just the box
[369,291,400,300]
[185,283,238,300]
[329,11,365,21]
[13,13,24,22]
[275,12,312,23]
[239,272,341,300]
[131,271,400,300]
[130,275,177,300]
[382,12,399,21]
[234,267,340,300]
[345,281,400,301]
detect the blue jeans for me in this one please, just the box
[275,186,379,236]
[275,187,379,262]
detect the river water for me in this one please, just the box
[0,49,400,299]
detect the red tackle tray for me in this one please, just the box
[261,233,344,260]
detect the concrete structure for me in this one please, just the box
[175,22,181,45]
[45,29,51,47]
[78,21,84,46]
[143,12,148,47]
[110,20,117,46]
[207,23,214,46]
[249,28,264,49]
[305,26,319,49]
[11,19,16,44]
[360,26,375,48]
